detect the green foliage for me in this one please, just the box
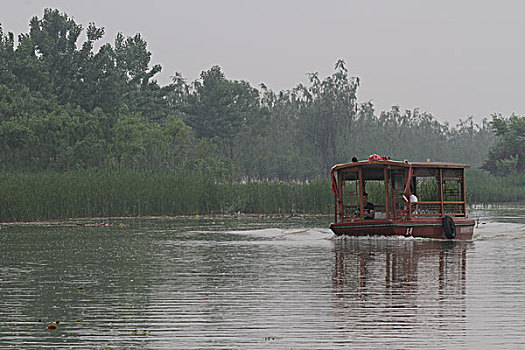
[482,114,525,175]
[0,25,16,85]
[0,8,497,181]
[183,65,261,160]
[0,171,332,222]
[466,169,525,203]
[300,60,359,173]
[1,168,522,222]
[416,179,439,202]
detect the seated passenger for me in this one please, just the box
[362,192,375,219]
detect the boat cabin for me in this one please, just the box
[330,159,470,224]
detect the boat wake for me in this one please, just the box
[473,222,525,241]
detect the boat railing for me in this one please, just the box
[341,204,387,220]
[411,200,466,217]
[342,205,358,219]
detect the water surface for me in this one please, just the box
[1,210,524,349]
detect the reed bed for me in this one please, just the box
[1,169,522,222]
[0,171,333,222]
[465,169,525,203]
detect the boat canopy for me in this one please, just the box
[331,159,469,173]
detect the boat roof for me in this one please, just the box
[332,159,470,172]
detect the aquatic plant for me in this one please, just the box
[0,171,332,222]
[466,169,525,203]
[0,169,521,222]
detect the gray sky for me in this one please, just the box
[3,0,525,123]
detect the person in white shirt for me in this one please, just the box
[409,193,418,215]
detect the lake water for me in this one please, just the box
[1,206,524,349]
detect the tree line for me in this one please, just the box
[0,9,522,180]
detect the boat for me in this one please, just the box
[329,155,475,240]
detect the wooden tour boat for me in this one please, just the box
[329,155,475,240]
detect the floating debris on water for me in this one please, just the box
[47,320,60,331]
[264,336,282,341]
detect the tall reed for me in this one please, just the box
[0,171,333,222]
[466,169,525,203]
[1,169,522,222]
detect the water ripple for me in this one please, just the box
[1,219,525,348]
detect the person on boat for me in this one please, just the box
[408,183,418,215]
[362,192,375,219]
[409,193,419,215]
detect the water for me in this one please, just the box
[1,209,524,349]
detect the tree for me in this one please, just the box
[482,114,525,175]
[28,9,83,104]
[161,115,191,170]
[0,8,502,178]
[0,25,16,86]
[184,66,260,160]
[112,114,156,170]
[299,59,359,174]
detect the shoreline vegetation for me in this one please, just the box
[1,170,523,223]
[0,170,331,222]
[1,10,523,223]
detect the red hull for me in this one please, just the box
[330,217,474,240]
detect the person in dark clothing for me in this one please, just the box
[362,192,375,219]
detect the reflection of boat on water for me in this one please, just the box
[331,238,469,340]
[333,238,467,297]
[329,157,475,239]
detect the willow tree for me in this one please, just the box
[299,60,359,174]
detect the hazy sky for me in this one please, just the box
[3,0,525,123]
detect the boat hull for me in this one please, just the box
[330,217,475,240]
